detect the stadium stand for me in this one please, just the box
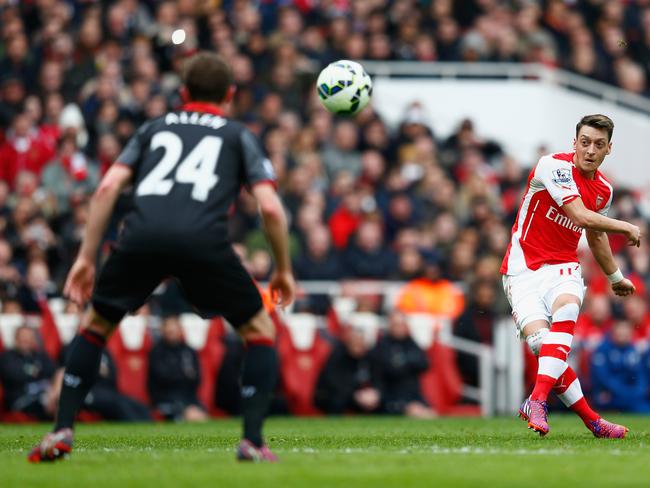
[1,1,649,420]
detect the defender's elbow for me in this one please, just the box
[259,202,285,222]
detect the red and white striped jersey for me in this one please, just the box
[500,152,613,275]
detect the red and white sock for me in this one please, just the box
[553,365,600,426]
[530,303,580,402]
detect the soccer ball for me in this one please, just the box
[316,60,373,116]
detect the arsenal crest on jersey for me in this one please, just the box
[596,194,604,208]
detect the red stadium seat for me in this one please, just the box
[325,306,343,338]
[107,316,152,405]
[404,314,470,414]
[38,299,62,361]
[419,336,464,415]
[277,313,331,415]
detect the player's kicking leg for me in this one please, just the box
[28,309,118,462]
[235,309,280,462]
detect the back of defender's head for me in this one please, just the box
[182,52,233,103]
[576,114,614,142]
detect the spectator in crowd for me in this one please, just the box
[16,259,55,314]
[395,256,465,320]
[40,135,99,216]
[0,326,56,419]
[454,279,498,387]
[343,217,397,279]
[0,237,21,299]
[314,326,381,414]
[294,224,343,281]
[622,293,650,343]
[320,119,362,180]
[148,315,207,422]
[575,294,615,344]
[372,310,435,418]
[591,321,650,413]
[293,224,343,314]
[0,113,53,188]
[51,342,152,422]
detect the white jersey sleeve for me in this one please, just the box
[532,155,581,207]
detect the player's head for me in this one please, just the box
[573,114,613,175]
[182,52,234,104]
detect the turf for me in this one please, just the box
[1,415,648,487]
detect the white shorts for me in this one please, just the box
[502,262,585,334]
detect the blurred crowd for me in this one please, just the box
[1,0,650,418]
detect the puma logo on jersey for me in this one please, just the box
[557,346,570,357]
[545,207,583,234]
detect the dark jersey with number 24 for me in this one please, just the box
[115,103,275,253]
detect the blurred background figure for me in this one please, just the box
[314,326,381,414]
[148,316,207,422]
[454,280,498,388]
[0,326,55,419]
[590,321,650,413]
[372,311,435,418]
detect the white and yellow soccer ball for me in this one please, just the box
[316,60,373,116]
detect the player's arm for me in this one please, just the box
[586,229,636,297]
[79,164,133,261]
[563,198,641,246]
[64,164,133,303]
[250,182,295,307]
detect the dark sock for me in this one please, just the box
[54,329,106,431]
[241,342,278,447]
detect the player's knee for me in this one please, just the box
[552,303,580,323]
[526,328,549,357]
[84,307,119,339]
[239,308,276,343]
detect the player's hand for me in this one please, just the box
[624,223,641,247]
[63,256,96,305]
[612,278,636,297]
[269,269,295,309]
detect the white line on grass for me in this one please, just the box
[11,446,635,456]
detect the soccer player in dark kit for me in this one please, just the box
[28,52,295,463]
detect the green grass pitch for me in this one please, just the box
[1,415,648,487]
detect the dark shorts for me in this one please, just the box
[92,244,263,328]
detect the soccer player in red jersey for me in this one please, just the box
[501,114,642,437]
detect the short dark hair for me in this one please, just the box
[576,114,614,141]
[182,52,233,103]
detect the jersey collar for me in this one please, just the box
[181,102,225,116]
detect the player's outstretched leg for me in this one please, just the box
[552,365,629,437]
[28,310,116,463]
[236,310,279,462]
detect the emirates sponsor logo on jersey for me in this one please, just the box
[545,206,583,234]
